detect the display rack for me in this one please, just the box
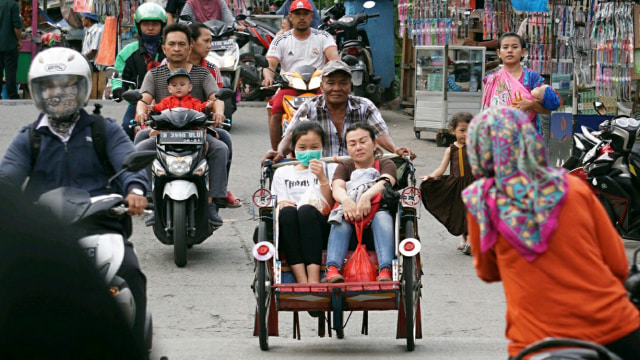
[414,45,485,145]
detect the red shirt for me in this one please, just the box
[152,94,208,112]
[201,58,224,89]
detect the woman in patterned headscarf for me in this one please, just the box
[462,107,640,359]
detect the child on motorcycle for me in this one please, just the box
[149,68,215,113]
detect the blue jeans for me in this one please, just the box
[326,210,395,270]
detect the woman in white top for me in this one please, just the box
[271,122,336,283]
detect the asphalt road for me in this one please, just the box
[0,100,637,360]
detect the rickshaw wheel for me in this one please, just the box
[173,200,187,267]
[257,260,270,350]
[403,219,417,351]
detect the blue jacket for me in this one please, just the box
[0,109,149,200]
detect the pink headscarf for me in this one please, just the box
[187,0,221,23]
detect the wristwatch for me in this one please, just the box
[129,188,145,196]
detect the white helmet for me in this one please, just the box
[28,48,92,120]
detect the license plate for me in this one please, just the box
[285,96,311,109]
[158,130,205,145]
[211,40,234,49]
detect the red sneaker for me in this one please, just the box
[326,266,344,283]
[376,268,392,281]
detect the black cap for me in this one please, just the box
[167,68,191,84]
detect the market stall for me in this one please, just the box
[399,0,639,162]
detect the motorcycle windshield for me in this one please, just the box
[150,108,208,129]
[37,187,92,225]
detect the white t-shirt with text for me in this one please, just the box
[271,163,337,204]
[266,28,337,74]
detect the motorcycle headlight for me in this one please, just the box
[288,77,307,91]
[308,75,322,90]
[152,159,166,177]
[163,154,193,176]
[222,54,237,69]
[351,70,364,86]
[193,160,208,176]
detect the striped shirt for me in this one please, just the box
[140,64,218,102]
[285,94,389,156]
[159,58,224,88]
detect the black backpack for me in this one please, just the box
[29,104,115,176]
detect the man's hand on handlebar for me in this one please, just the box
[135,110,148,124]
[213,112,225,128]
[262,149,285,163]
[262,77,274,88]
[394,147,417,160]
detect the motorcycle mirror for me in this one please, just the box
[122,90,143,103]
[105,67,120,79]
[122,151,156,172]
[107,151,156,189]
[363,1,376,9]
[255,54,270,68]
[593,101,607,116]
[215,88,235,101]
[178,14,193,23]
[342,55,359,66]
[236,14,247,21]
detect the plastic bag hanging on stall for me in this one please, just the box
[342,221,378,282]
[95,16,117,67]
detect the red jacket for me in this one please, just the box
[152,95,208,112]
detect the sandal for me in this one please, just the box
[214,191,242,208]
[457,243,465,251]
[462,243,471,256]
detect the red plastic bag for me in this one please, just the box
[343,221,378,282]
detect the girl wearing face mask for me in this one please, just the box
[270,122,337,284]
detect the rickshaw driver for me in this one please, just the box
[265,60,416,161]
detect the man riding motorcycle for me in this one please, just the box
[0,48,150,349]
[112,2,167,140]
[261,0,339,151]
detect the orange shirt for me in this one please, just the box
[468,175,639,356]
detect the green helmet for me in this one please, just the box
[134,2,167,25]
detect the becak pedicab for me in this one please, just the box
[251,153,423,351]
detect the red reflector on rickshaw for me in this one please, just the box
[404,242,415,252]
[257,245,270,256]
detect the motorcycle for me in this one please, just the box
[512,338,622,360]
[235,13,278,101]
[128,89,234,267]
[36,151,157,353]
[206,19,246,130]
[320,0,382,104]
[255,54,322,135]
[563,102,633,170]
[568,103,640,240]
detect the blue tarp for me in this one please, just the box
[510,0,547,12]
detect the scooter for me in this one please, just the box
[206,19,244,130]
[36,151,157,353]
[131,89,233,267]
[256,54,322,135]
[569,103,640,240]
[512,338,622,360]
[563,102,634,170]
[235,13,278,101]
[320,1,382,104]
